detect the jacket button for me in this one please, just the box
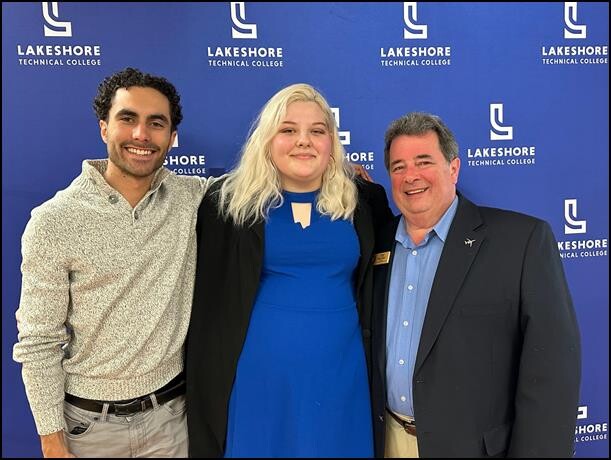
[362,329,371,338]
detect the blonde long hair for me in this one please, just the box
[219,83,357,227]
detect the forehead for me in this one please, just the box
[283,101,326,120]
[109,86,170,116]
[389,132,442,159]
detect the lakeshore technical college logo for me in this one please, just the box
[230,2,257,39]
[16,2,103,67]
[564,199,587,234]
[42,2,71,37]
[489,103,513,141]
[207,2,284,69]
[574,405,608,445]
[564,2,586,39]
[541,2,608,65]
[379,2,451,68]
[332,107,376,171]
[466,103,535,168]
[403,2,427,39]
[331,108,351,146]
[558,199,608,259]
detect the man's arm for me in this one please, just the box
[13,209,73,454]
[508,219,581,457]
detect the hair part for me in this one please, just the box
[93,67,183,131]
[218,83,357,227]
[383,112,459,170]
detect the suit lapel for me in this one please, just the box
[354,200,374,294]
[375,215,402,381]
[414,196,485,375]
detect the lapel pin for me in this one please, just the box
[464,238,475,247]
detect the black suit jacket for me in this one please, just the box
[186,179,391,457]
[372,193,581,458]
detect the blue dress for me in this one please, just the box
[225,190,373,458]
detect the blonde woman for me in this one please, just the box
[186,84,391,457]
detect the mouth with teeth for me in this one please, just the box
[404,187,428,195]
[125,146,156,157]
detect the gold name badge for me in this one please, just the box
[373,251,390,265]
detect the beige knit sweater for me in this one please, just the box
[13,159,208,435]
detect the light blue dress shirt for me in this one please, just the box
[386,196,458,417]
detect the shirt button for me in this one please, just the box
[108,195,119,204]
[412,250,417,256]
[403,320,409,327]
[400,396,406,402]
[407,285,414,291]
[399,359,405,365]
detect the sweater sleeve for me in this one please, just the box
[13,207,71,435]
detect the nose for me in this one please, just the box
[132,122,150,142]
[296,131,311,147]
[402,165,420,184]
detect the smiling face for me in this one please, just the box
[99,86,175,182]
[389,131,460,228]
[270,101,332,193]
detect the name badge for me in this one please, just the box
[373,251,390,265]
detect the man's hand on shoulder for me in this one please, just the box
[351,163,373,182]
[41,431,75,458]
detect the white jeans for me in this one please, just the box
[63,394,188,458]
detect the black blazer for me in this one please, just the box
[186,178,391,457]
[371,193,581,458]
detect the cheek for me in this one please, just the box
[316,137,333,156]
[270,137,290,158]
[390,177,404,196]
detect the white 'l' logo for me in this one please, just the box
[230,2,257,39]
[564,2,586,39]
[564,199,587,234]
[489,103,513,141]
[331,108,351,146]
[42,2,72,37]
[403,2,427,39]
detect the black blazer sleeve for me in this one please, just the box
[508,220,581,457]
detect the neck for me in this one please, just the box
[104,162,156,208]
[281,178,321,193]
[404,220,434,246]
[404,212,443,246]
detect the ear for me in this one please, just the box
[450,157,461,184]
[99,119,108,144]
[169,130,177,152]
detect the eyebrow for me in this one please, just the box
[114,109,170,124]
[390,154,433,167]
[279,120,327,126]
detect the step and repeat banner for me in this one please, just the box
[2,2,608,457]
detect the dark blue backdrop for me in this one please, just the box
[3,2,608,457]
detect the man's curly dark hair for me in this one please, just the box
[93,67,183,131]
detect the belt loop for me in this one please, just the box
[150,393,159,410]
[101,403,110,422]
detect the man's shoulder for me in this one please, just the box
[24,187,84,241]
[167,172,229,197]
[458,193,545,228]
[355,177,386,195]
[167,172,205,187]
[478,205,544,227]
[29,181,82,221]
